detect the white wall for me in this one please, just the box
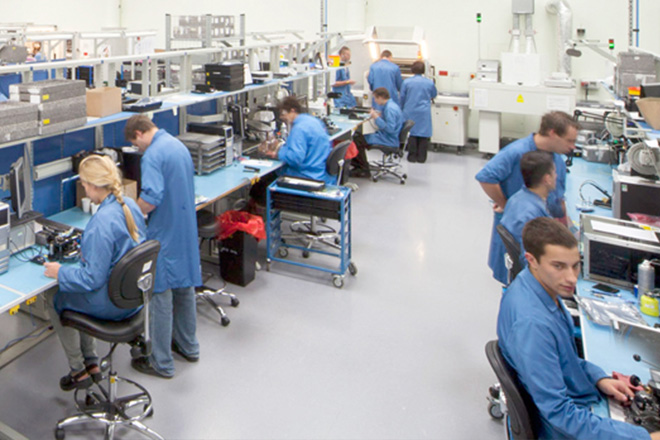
[2,0,119,31]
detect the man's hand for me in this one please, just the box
[44,262,61,279]
[492,203,504,214]
[369,109,380,120]
[347,79,356,85]
[265,149,278,159]
[649,431,660,440]
[597,378,635,403]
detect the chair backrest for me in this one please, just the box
[398,120,415,151]
[326,140,352,184]
[496,224,524,283]
[485,340,539,440]
[108,240,161,310]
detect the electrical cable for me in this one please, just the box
[578,180,612,210]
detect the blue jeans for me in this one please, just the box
[149,287,199,377]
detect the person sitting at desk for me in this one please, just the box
[351,87,404,178]
[476,111,578,289]
[264,96,333,183]
[497,217,660,440]
[43,155,146,391]
[490,150,554,285]
[331,46,357,109]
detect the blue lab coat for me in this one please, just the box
[278,114,333,184]
[475,134,567,284]
[490,188,550,285]
[400,74,437,138]
[365,100,404,148]
[140,129,202,293]
[498,269,650,440]
[56,195,146,320]
[332,67,357,109]
[368,59,403,109]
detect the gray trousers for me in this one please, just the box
[45,290,98,373]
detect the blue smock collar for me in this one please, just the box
[520,268,562,314]
[99,193,117,209]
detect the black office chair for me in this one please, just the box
[369,120,415,184]
[55,240,163,440]
[496,224,524,285]
[485,340,539,440]
[287,140,355,258]
[196,209,240,327]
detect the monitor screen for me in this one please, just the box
[0,205,7,226]
[641,83,660,99]
[9,157,28,219]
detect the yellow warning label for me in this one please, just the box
[43,94,50,101]
[43,119,50,125]
[516,94,524,103]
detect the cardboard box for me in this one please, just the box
[86,87,122,118]
[76,178,137,209]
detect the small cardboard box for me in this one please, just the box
[86,87,122,118]
[76,178,137,209]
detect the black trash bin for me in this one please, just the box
[219,231,257,287]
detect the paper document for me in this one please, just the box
[591,219,659,243]
[242,159,274,167]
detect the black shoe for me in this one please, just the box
[60,370,93,392]
[171,341,199,363]
[351,169,371,179]
[85,363,103,383]
[407,156,417,163]
[130,357,172,379]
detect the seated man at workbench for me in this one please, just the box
[490,150,554,285]
[497,217,660,440]
[350,87,403,178]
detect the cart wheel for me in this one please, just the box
[278,248,289,258]
[55,428,65,440]
[488,401,504,420]
[348,262,358,276]
[302,250,310,258]
[231,297,240,307]
[221,316,231,327]
[332,275,344,289]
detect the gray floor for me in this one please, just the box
[0,147,507,440]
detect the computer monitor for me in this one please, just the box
[9,157,30,220]
[640,83,660,99]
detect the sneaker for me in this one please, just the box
[171,341,199,363]
[60,370,93,392]
[130,357,173,379]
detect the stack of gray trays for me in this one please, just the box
[9,79,87,135]
[0,101,38,143]
[177,132,233,175]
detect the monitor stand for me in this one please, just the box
[10,210,43,228]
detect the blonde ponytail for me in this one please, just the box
[79,155,140,241]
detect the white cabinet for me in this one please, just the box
[431,94,469,147]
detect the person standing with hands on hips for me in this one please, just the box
[400,60,437,163]
[331,46,357,109]
[44,155,146,391]
[124,115,202,379]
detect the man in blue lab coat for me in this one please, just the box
[498,217,657,440]
[368,50,403,110]
[475,111,578,287]
[490,150,553,285]
[124,115,202,378]
[351,87,404,177]
[331,46,357,109]
[400,60,437,163]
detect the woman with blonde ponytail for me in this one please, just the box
[43,154,147,392]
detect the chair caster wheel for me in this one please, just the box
[221,316,231,327]
[488,401,504,420]
[145,405,154,417]
[266,259,271,271]
[400,179,406,185]
[231,297,240,307]
[348,262,358,276]
[278,248,289,258]
[403,174,407,179]
[334,237,340,245]
[302,250,310,258]
[332,275,344,288]
[55,428,65,440]
[372,177,378,182]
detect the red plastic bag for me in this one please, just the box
[217,210,266,241]
[627,213,660,228]
[345,141,358,160]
